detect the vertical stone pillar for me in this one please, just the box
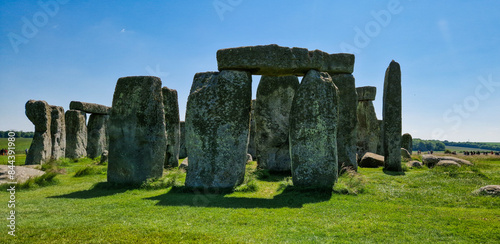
[356,86,380,160]
[401,133,413,155]
[25,100,52,165]
[290,70,339,188]
[162,87,180,168]
[331,74,358,172]
[65,110,87,159]
[87,114,109,159]
[247,100,257,160]
[185,70,252,189]
[376,119,384,155]
[179,121,187,159]
[255,75,298,172]
[382,60,402,172]
[50,105,65,160]
[108,76,167,184]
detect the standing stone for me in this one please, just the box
[185,70,252,189]
[162,87,180,168]
[65,110,87,159]
[50,105,66,160]
[289,70,339,188]
[401,133,413,155]
[179,121,187,159]
[331,74,358,172]
[356,86,380,160]
[25,100,52,165]
[255,75,299,172]
[376,119,384,155]
[382,60,402,172]
[87,114,109,159]
[247,100,257,160]
[108,76,167,184]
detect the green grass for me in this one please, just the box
[446,146,493,152]
[0,138,32,165]
[0,156,499,243]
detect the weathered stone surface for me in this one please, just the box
[217,44,354,76]
[290,70,339,188]
[401,148,412,160]
[357,91,380,160]
[108,76,167,184]
[185,70,252,189]
[422,155,440,167]
[162,87,180,168]
[401,133,413,155]
[438,156,473,166]
[247,100,256,159]
[100,150,108,164]
[331,74,358,172]
[435,160,461,168]
[476,185,500,196]
[255,75,298,172]
[422,155,472,168]
[87,114,109,159]
[359,152,385,168]
[69,101,111,115]
[406,160,423,168]
[382,60,402,172]
[179,121,187,159]
[356,86,377,101]
[65,110,87,159]
[50,105,65,160]
[25,100,52,165]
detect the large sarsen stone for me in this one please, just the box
[25,100,52,165]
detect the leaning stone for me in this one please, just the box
[359,152,385,168]
[162,87,180,168]
[401,148,412,160]
[179,158,188,171]
[475,185,500,196]
[50,105,66,160]
[357,88,380,160]
[247,100,257,160]
[108,76,167,184]
[255,75,298,172]
[406,160,423,168]
[65,110,87,159]
[401,133,413,155]
[25,100,52,165]
[69,101,111,115]
[356,86,377,101]
[185,70,252,189]
[289,70,339,188]
[100,150,108,164]
[435,160,461,168]
[382,60,402,172]
[217,44,354,76]
[179,121,187,159]
[87,114,109,159]
[331,74,358,172]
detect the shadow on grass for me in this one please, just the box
[48,182,136,199]
[382,169,406,176]
[144,186,332,209]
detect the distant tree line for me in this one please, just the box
[0,131,34,138]
[412,139,446,152]
[442,140,500,151]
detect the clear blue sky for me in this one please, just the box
[1,0,499,142]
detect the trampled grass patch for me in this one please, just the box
[0,155,499,243]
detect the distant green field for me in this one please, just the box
[0,138,32,165]
[446,146,494,152]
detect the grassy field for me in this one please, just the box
[445,146,493,152]
[0,138,32,165]
[0,155,498,243]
